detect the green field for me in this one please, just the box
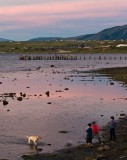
[0,40,127,54]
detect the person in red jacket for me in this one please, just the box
[91,121,101,142]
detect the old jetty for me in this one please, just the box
[19,54,127,61]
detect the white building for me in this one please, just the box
[116,44,127,47]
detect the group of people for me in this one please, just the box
[86,116,116,146]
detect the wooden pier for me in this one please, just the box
[19,55,78,60]
[19,55,127,61]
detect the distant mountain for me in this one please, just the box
[75,24,127,40]
[0,38,11,42]
[29,37,63,41]
[28,24,127,41]
[67,34,94,40]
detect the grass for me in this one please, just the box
[0,40,127,54]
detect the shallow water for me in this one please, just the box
[0,53,127,159]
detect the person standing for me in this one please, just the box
[92,121,101,142]
[86,123,93,146]
[109,116,117,141]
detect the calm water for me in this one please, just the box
[0,53,127,160]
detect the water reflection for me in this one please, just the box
[0,53,127,159]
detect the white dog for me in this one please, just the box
[26,135,42,146]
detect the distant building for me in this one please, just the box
[101,45,110,48]
[116,44,127,47]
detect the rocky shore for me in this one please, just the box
[95,67,127,84]
[22,67,127,160]
[22,116,127,160]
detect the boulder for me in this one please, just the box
[17,97,23,101]
[96,154,108,160]
[3,100,8,106]
[119,113,126,119]
[97,146,105,151]
[45,91,50,97]
[104,145,110,150]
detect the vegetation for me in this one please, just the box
[96,67,127,85]
[0,40,127,54]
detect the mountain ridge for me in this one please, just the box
[28,24,127,41]
[0,24,127,41]
[0,38,12,42]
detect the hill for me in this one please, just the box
[29,37,63,41]
[28,24,127,41]
[77,24,127,40]
[0,38,12,42]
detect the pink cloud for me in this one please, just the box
[0,0,127,15]
[0,0,127,31]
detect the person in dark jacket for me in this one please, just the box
[108,116,117,141]
[86,123,93,145]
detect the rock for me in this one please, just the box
[119,113,126,119]
[22,94,26,97]
[64,88,69,90]
[17,97,23,101]
[63,149,72,154]
[51,65,55,68]
[110,82,114,85]
[96,154,108,160]
[97,146,105,151]
[0,82,2,84]
[47,144,51,146]
[7,109,10,112]
[3,100,8,106]
[65,142,72,147]
[59,130,68,133]
[104,145,110,150]
[119,114,126,119]
[87,143,95,148]
[26,87,30,88]
[101,138,108,142]
[119,156,127,159]
[9,93,16,98]
[47,102,51,104]
[85,156,95,160]
[36,66,41,70]
[120,113,126,116]
[37,148,43,152]
[45,91,50,97]
[100,143,104,147]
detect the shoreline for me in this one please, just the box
[22,116,127,160]
[1,63,127,159]
[21,67,127,160]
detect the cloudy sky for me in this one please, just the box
[0,0,127,40]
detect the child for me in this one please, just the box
[108,116,117,141]
[86,123,93,145]
[92,121,101,142]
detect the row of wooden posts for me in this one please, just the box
[19,55,127,61]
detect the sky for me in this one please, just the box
[0,0,127,41]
